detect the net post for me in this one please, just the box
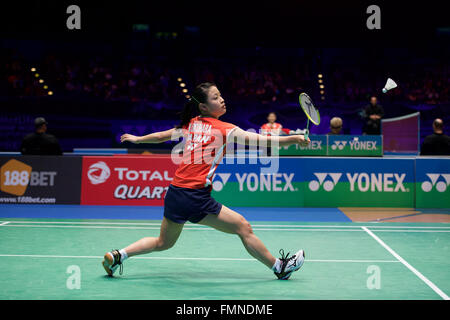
[417,112,421,155]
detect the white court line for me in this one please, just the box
[366,230,450,233]
[1,220,449,229]
[1,221,164,226]
[2,224,450,233]
[362,227,450,300]
[0,224,366,231]
[0,254,399,263]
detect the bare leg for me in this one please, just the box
[123,217,184,257]
[197,205,276,269]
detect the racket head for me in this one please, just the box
[299,93,321,125]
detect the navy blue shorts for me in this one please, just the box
[163,184,223,224]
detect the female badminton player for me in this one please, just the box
[103,82,310,280]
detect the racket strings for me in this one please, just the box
[300,95,320,125]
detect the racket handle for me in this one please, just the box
[305,119,310,140]
[304,130,309,140]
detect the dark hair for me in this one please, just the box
[176,82,216,128]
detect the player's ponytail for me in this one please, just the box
[177,98,198,129]
[176,82,216,128]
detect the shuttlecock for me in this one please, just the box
[382,78,397,93]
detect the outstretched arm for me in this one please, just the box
[120,128,183,144]
[229,127,310,147]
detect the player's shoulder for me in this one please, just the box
[187,117,237,134]
[207,117,236,129]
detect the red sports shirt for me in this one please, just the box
[172,116,237,189]
[261,122,282,135]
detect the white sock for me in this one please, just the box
[271,258,282,273]
[119,249,128,262]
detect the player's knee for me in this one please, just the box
[156,237,176,251]
[237,217,253,237]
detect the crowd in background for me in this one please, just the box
[2,48,449,107]
[190,58,311,105]
[1,49,47,97]
[330,63,449,105]
[1,46,449,153]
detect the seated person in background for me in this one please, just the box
[20,117,63,155]
[261,112,283,136]
[420,118,450,155]
[328,117,343,135]
[362,96,384,135]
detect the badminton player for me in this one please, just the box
[261,112,283,136]
[103,82,310,280]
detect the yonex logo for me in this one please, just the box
[330,138,378,151]
[331,141,347,150]
[309,173,342,191]
[212,173,296,192]
[309,172,408,192]
[421,174,450,193]
[87,161,111,185]
[212,173,231,191]
[347,173,406,192]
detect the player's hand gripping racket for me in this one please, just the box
[298,93,320,140]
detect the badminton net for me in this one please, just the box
[382,112,420,154]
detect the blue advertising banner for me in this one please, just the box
[415,158,450,208]
[213,157,415,207]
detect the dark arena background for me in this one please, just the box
[0,0,449,312]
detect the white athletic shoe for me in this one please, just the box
[102,249,123,277]
[274,249,305,280]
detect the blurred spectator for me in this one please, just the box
[261,112,283,135]
[328,117,343,135]
[20,117,62,155]
[420,118,450,155]
[3,48,449,108]
[362,96,384,135]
